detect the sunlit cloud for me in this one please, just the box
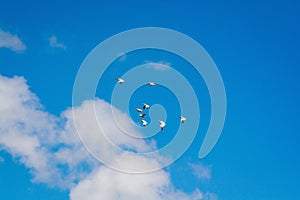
[0,29,26,52]
[0,74,215,199]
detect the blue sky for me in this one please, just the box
[0,0,299,199]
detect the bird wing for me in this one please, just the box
[159,121,166,126]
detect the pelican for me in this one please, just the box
[148,82,157,86]
[142,103,150,109]
[115,77,125,84]
[136,108,143,112]
[179,116,187,124]
[158,120,166,131]
[139,114,146,118]
[141,120,147,127]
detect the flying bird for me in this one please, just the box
[142,103,150,109]
[115,78,125,84]
[179,116,187,124]
[135,108,143,112]
[158,120,166,131]
[148,82,157,86]
[139,114,146,118]
[141,120,147,127]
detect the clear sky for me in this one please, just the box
[0,0,299,199]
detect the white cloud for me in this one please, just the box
[145,60,171,71]
[70,164,169,200]
[70,164,207,200]
[190,163,212,180]
[0,29,26,52]
[0,74,215,199]
[0,75,95,188]
[49,35,66,49]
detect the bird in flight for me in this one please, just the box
[148,82,157,86]
[139,114,146,118]
[135,108,143,112]
[141,120,147,127]
[158,120,166,131]
[179,116,187,124]
[142,103,150,109]
[115,77,125,84]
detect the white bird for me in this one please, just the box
[179,116,187,124]
[139,113,146,118]
[148,82,157,86]
[158,120,166,131]
[141,120,147,127]
[136,108,143,112]
[115,77,125,84]
[142,103,150,109]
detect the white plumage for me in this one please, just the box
[136,108,143,112]
[158,120,166,131]
[115,77,125,84]
[139,113,146,118]
[114,76,172,130]
[179,116,187,124]
[143,103,150,109]
[148,82,157,86]
[141,120,147,127]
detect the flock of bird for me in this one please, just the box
[115,77,187,131]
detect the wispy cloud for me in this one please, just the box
[203,192,218,200]
[0,74,216,198]
[49,35,66,49]
[189,163,212,180]
[0,29,26,52]
[0,156,4,163]
[145,60,171,71]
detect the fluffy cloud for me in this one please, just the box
[190,163,212,180]
[0,29,26,52]
[0,75,95,188]
[0,74,215,199]
[70,164,170,200]
[70,164,205,200]
[49,35,66,49]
